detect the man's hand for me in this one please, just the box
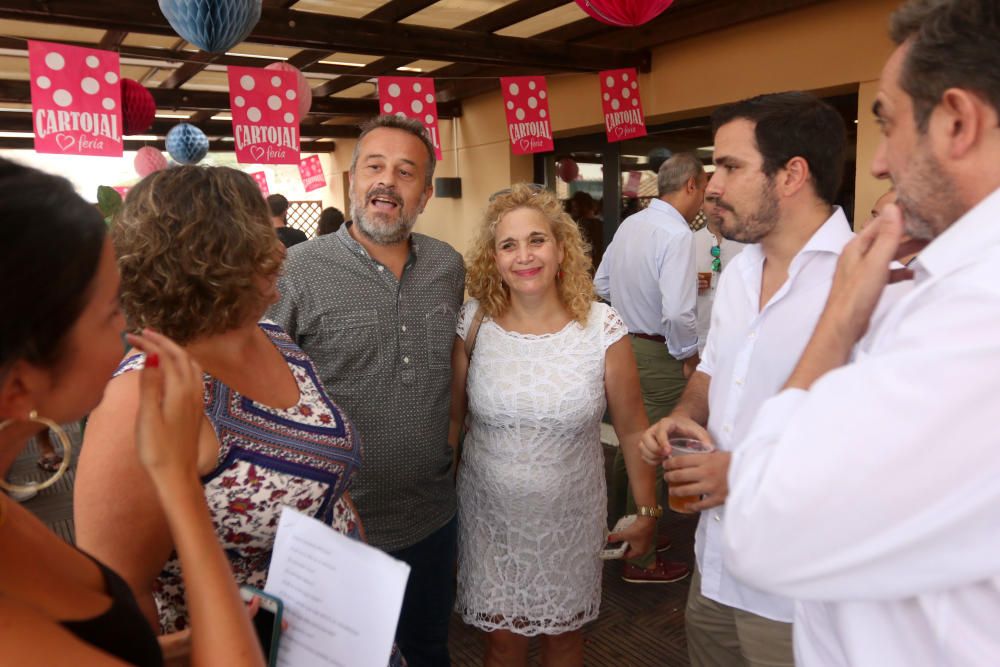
[638,414,712,465]
[682,353,700,379]
[610,515,655,561]
[664,451,731,511]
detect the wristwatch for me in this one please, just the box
[636,504,663,519]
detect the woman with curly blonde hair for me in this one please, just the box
[449,183,657,667]
[73,166,404,667]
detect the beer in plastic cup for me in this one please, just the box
[667,438,715,513]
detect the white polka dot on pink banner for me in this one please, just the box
[53,89,72,107]
[247,107,261,122]
[105,71,118,84]
[603,92,610,102]
[508,83,519,96]
[81,77,99,94]
[540,109,547,118]
[85,55,99,68]
[605,76,614,88]
[528,97,537,109]
[506,101,514,110]
[241,75,255,91]
[425,94,434,104]
[388,83,401,97]
[621,72,629,81]
[267,95,282,110]
[424,114,434,124]
[622,88,630,99]
[631,81,638,90]
[528,81,536,90]
[611,99,620,110]
[632,98,639,106]
[539,90,546,99]
[413,82,422,93]
[286,89,296,100]
[235,96,246,107]
[102,97,115,110]
[411,100,423,113]
[515,108,525,121]
[271,76,282,87]
[383,103,393,113]
[36,76,51,89]
[284,112,295,123]
[45,52,65,71]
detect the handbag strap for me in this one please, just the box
[463,306,486,360]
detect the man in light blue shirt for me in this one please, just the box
[595,152,705,583]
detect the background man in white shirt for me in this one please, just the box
[693,216,746,354]
[716,1,1000,665]
[639,92,850,666]
[595,153,704,583]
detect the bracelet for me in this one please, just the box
[636,504,663,519]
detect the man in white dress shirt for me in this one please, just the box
[639,91,850,666]
[717,0,1000,665]
[693,217,746,354]
[595,152,704,583]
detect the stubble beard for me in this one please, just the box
[712,177,781,244]
[894,144,962,242]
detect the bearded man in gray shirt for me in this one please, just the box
[269,115,464,667]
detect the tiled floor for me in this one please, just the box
[14,431,695,666]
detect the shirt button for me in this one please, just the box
[377,265,384,272]
[714,514,722,523]
[735,378,744,386]
[403,356,410,364]
[401,325,407,332]
[748,331,756,339]
[723,424,732,433]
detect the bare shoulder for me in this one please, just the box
[0,598,128,666]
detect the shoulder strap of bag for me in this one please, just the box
[463,306,486,360]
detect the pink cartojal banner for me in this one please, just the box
[378,77,442,159]
[299,155,326,192]
[228,65,300,164]
[600,68,646,142]
[28,41,123,157]
[250,171,269,196]
[500,76,553,155]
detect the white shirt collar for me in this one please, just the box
[910,185,1000,281]
[647,198,687,225]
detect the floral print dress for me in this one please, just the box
[116,321,405,666]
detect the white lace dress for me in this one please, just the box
[455,299,627,636]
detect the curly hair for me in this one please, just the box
[112,165,282,344]
[466,183,595,325]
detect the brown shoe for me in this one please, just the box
[622,558,690,584]
[656,534,672,552]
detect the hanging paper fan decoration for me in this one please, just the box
[647,147,672,173]
[557,158,579,183]
[120,79,157,135]
[134,146,168,178]
[165,123,209,164]
[158,0,262,53]
[575,0,675,27]
[264,62,313,120]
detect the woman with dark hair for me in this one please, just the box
[73,166,402,665]
[0,158,263,665]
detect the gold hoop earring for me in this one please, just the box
[0,411,72,494]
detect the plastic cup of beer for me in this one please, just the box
[666,438,715,513]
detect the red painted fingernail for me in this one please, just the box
[146,353,160,368]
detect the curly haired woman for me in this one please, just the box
[449,184,657,667]
[73,166,403,666]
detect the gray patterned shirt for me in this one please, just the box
[268,223,465,551]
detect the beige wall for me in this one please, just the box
[413,0,901,254]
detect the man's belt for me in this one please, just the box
[631,332,666,343]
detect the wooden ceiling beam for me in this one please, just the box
[97,29,129,50]
[0,110,359,138]
[0,0,646,71]
[0,136,338,153]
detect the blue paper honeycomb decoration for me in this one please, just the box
[166,123,210,165]
[158,0,262,53]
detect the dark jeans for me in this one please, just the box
[388,515,457,667]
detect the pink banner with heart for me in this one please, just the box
[28,41,123,157]
[250,171,269,196]
[377,77,442,159]
[298,155,326,192]
[228,65,300,164]
[600,68,647,142]
[500,76,554,155]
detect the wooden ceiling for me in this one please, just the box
[0,0,827,151]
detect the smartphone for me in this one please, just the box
[600,514,637,560]
[239,585,283,666]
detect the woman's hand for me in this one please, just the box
[610,515,656,561]
[126,330,204,483]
